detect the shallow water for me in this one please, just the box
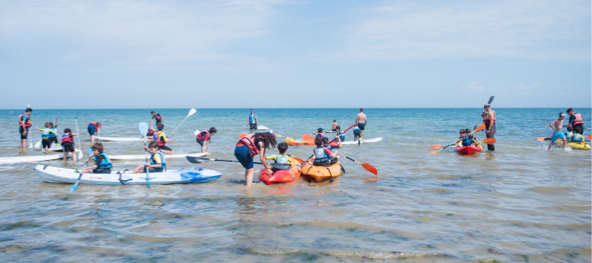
[0,108,590,262]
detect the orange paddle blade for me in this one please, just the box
[473,123,486,133]
[587,135,592,140]
[239,133,247,139]
[428,150,439,154]
[362,163,378,175]
[292,156,305,163]
[302,134,315,142]
[536,137,545,141]
[430,144,443,149]
[482,138,496,144]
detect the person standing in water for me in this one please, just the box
[548,113,567,151]
[87,122,101,142]
[355,108,367,145]
[196,127,217,153]
[331,120,338,132]
[234,132,277,186]
[482,104,496,151]
[248,109,258,130]
[565,108,585,135]
[18,108,33,148]
[150,111,163,128]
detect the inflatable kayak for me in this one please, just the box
[258,160,302,185]
[34,140,63,151]
[0,150,83,165]
[454,144,483,155]
[554,140,591,150]
[34,165,222,185]
[109,152,208,160]
[301,161,344,182]
[285,137,314,146]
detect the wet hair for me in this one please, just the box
[567,108,574,113]
[459,129,465,133]
[567,126,573,132]
[254,132,277,150]
[317,128,323,133]
[209,127,217,134]
[25,108,32,113]
[64,128,71,133]
[464,129,471,133]
[315,137,323,147]
[49,122,54,128]
[336,126,340,130]
[157,123,164,130]
[91,142,104,153]
[44,122,50,128]
[333,120,336,122]
[277,142,288,153]
[360,108,363,112]
[148,141,159,148]
[151,111,155,114]
[322,137,329,146]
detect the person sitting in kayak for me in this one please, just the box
[313,128,325,138]
[131,141,166,173]
[455,129,466,147]
[464,128,481,146]
[565,127,585,143]
[266,142,292,164]
[234,132,278,187]
[310,137,339,166]
[548,113,567,151]
[154,123,174,155]
[61,128,79,162]
[196,127,217,153]
[331,120,338,132]
[37,122,58,152]
[83,143,112,174]
[87,122,101,142]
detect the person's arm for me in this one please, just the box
[258,143,271,172]
[486,112,494,130]
[19,115,24,128]
[364,116,368,124]
[96,128,100,137]
[325,148,337,158]
[549,121,555,130]
[149,119,153,128]
[286,156,293,163]
[255,116,258,125]
[266,155,276,161]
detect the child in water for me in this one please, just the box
[37,122,57,152]
[83,143,112,174]
[61,128,79,162]
[154,123,174,155]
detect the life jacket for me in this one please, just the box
[154,113,162,122]
[94,153,112,169]
[313,147,332,165]
[275,154,288,164]
[20,114,32,128]
[154,131,166,146]
[249,114,257,124]
[462,134,474,146]
[146,128,154,137]
[483,110,496,125]
[61,133,73,143]
[571,133,584,143]
[237,134,261,157]
[89,122,100,129]
[41,128,51,139]
[566,131,574,140]
[48,128,57,138]
[196,130,210,141]
[150,151,166,169]
[572,113,584,126]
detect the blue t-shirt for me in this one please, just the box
[249,114,257,124]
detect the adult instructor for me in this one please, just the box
[565,108,584,135]
[248,109,258,130]
[482,104,496,151]
[355,108,368,145]
[234,132,277,187]
[18,108,33,148]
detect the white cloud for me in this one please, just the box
[462,82,485,90]
[337,0,590,61]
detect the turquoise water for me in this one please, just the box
[0,108,590,262]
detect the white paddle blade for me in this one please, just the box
[188,108,197,117]
[139,122,149,136]
[194,129,201,136]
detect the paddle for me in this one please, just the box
[168,108,196,137]
[473,96,495,130]
[74,118,82,161]
[337,153,377,175]
[481,138,496,144]
[70,162,87,193]
[186,156,291,170]
[139,122,151,188]
[430,125,487,149]
[428,143,456,154]
[588,135,592,140]
[340,118,346,129]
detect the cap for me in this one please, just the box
[484,104,490,108]
[560,113,566,117]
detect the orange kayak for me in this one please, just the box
[301,161,344,182]
[258,160,302,185]
[285,137,314,146]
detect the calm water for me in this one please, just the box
[0,108,590,262]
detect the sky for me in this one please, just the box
[0,0,590,109]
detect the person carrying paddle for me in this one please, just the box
[196,127,217,153]
[355,108,367,145]
[482,104,496,151]
[87,122,101,142]
[154,123,174,155]
[234,132,277,186]
[565,108,585,135]
[150,111,163,128]
[548,113,567,151]
[18,108,33,148]
[131,141,166,173]
[83,143,112,174]
[248,109,258,130]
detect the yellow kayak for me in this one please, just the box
[555,140,590,150]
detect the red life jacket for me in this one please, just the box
[19,114,32,128]
[154,114,162,121]
[155,131,166,146]
[572,113,584,126]
[196,130,210,141]
[61,133,73,143]
[89,122,100,129]
[146,128,154,136]
[483,110,496,125]
[237,134,261,157]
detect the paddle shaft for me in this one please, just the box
[168,109,196,137]
[75,118,81,158]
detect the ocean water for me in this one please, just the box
[0,108,590,262]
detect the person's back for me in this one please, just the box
[267,142,291,164]
[571,133,584,143]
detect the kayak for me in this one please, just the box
[454,144,483,155]
[96,137,147,142]
[0,150,83,165]
[336,137,383,146]
[35,165,222,185]
[34,140,63,151]
[554,140,591,150]
[258,160,302,185]
[257,126,269,130]
[110,152,208,160]
[301,161,344,182]
[285,137,314,146]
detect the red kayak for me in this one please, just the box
[454,145,483,155]
[258,160,302,185]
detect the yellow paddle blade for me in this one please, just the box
[536,137,546,141]
[428,150,439,154]
[430,144,443,149]
[473,123,486,133]
[482,138,496,144]
[239,133,247,139]
[362,163,378,175]
[587,135,592,140]
[302,134,315,142]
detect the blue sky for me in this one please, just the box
[0,0,590,109]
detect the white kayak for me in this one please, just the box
[110,152,208,160]
[96,137,147,142]
[34,140,63,151]
[35,165,222,185]
[257,126,269,130]
[341,137,383,145]
[0,150,83,165]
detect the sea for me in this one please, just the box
[0,108,590,262]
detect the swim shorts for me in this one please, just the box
[87,124,96,135]
[551,131,565,143]
[196,138,204,146]
[62,142,75,153]
[19,127,30,139]
[357,123,366,131]
[93,168,111,174]
[249,124,258,130]
[234,145,254,169]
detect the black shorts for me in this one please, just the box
[42,139,52,148]
[19,127,30,139]
[353,131,361,139]
[196,139,204,146]
[50,137,58,144]
[93,168,111,174]
[357,123,366,131]
[62,142,75,153]
[158,145,172,151]
[143,166,163,173]
[249,124,257,130]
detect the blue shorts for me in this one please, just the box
[551,131,565,143]
[357,123,366,131]
[234,145,254,169]
[88,124,96,135]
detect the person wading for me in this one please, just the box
[565,108,585,135]
[18,108,33,148]
[482,104,496,151]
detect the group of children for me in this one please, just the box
[36,119,59,152]
[455,128,481,148]
[80,141,167,174]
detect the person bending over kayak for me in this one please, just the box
[565,108,585,135]
[234,132,277,186]
[18,108,33,148]
[548,113,567,151]
[310,137,339,166]
[196,127,217,153]
[248,109,258,130]
[154,123,174,155]
[37,122,58,152]
[267,142,292,167]
[61,128,79,162]
[482,104,496,151]
[83,143,112,174]
[150,111,163,128]
[355,108,368,145]
[353,126,362,142]
[331,120,338,132]
[131,141,166,174]
[87,122,101,142]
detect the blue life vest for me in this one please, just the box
[94,153,112,169]
[150,151,166,170]
[571,133,583,143]
[462,135,474,146]
[48,128,57,138]
[249,114,257,124]
[41,128,51,139]
[275,154,288,164]
[313,147,331,164]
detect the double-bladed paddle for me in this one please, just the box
[473,96,495,130]
[139,122,151,188]
[428,138,496,154]
[336,153,377,175]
